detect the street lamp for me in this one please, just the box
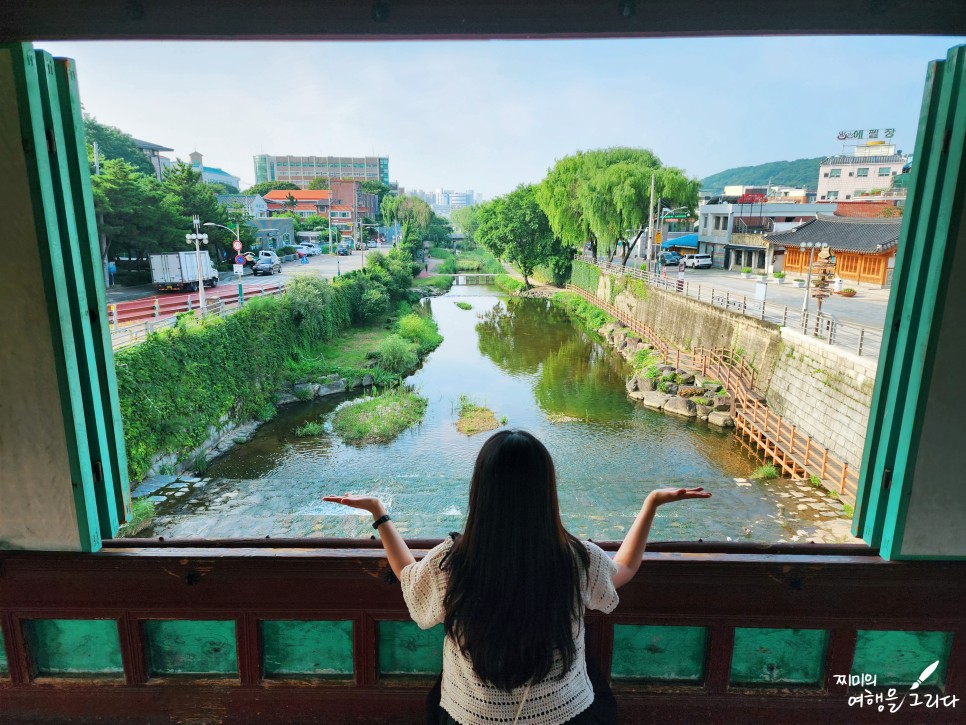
[185,214,209,313]
[204,221,244,304]
[799,241,822,315]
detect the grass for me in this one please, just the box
[191,454,209,475]
[332,387,428,444]
[751,464,779,480]
[633,349,657,373]
[494,274,525,294]
[397,312,443,354]
[428,248,454,260]
[455,301,473,310]
[809,474,824,488]
[116,497,156,537]
[413,274,455,291]
[842,503,855,517]
[294,421,324,437]
[378,334,419,375]
[550,291,615,331]
[456,395,500,435]
[692,396,711,406]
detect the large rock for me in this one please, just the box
[275,392,299,406]
[617,339,628,351]
[708,411,735,428]
[294,383,318,399]
[638,391,672,410]
[660,383,679,395]
[695,404,713,418]
[361,374,374,387]
[714,395,733,412]
[625,377,640,393]
[703,383,723,393]
[317,379,347,397]
[638,376,658,392]
[664,396,697,418]
[675,371,695,384]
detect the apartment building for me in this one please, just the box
[816,136,908,202]
[254,154,389,187]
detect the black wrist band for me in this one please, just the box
[372,514,391,530]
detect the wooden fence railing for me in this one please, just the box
[564,285,860,499]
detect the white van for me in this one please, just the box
[684,254,713,269]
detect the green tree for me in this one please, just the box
[537,147,698,265]
[242,181,299,196]
[307,176,330,190]
[361,179,391,200]
[284,193,298,212]
[476,184,555,289]
[91,158,180,264]
[450,205,480,246]
[163,161,232,266]
[207,182,241,195]
[83,114,156,176]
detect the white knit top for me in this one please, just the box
[400,538,619,725]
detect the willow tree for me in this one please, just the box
[536,147,698,265]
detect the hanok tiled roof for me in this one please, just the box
[132,138,173,152]
[764,214,901,254]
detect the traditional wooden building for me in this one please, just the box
[765,215,901,288]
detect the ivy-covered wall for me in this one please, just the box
[569,260,600,294]
[116,253,418,481]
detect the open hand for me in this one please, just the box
[322,494,387,517]
[647,487,712,507]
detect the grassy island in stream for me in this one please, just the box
[456,395,501,435]
[332,388,428,444]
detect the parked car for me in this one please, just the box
[243,250,279,267]
[366,241,377,249]
[660,251,682,265]
[296,243,321,256]
[684,253,713,269]
[252,252,281,276]
[337,243,352,256]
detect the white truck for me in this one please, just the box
[150,251,219,292]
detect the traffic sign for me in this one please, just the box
[232,240,243,251]
[233,264,244,275]
[234,255,246,265]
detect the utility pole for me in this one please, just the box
[646,174,656,271]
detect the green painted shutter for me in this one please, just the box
[853,44,966,559]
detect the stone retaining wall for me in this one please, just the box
[765,329,876,469]
[592,269,876,470]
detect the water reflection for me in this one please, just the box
[142,287,830,543]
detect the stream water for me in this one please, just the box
[139,286,851,542]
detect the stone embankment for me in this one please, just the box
[599,321,735,428]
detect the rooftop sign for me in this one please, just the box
[837,128,895,140]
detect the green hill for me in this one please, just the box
[701,157,824,192]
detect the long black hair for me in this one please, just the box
[442,429,590,689]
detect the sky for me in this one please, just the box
[38,36,965,198]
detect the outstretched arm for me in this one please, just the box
[322,495,416,579]
[612,487,711,588]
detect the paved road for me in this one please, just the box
[105,246,379,305]
[647,266,891,330]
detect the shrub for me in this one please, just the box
[658,381,674,393]
[295,421,323,437]
[455,301,472,310]
[428,248,454,260]
[436,258,458,274]
[633,349,656,371]
[839,288,857,297]
[377,334,419,374]
[117,498,156,537]
[773,271,785,279]
[644,366,661,379]
[397,313,443,354]
[549,292,614,331]
[751,464,779,480]
[278,246,298,256]
[741,267,752,274]
[692,396,711,406]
